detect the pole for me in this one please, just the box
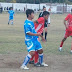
[39,0,40,10]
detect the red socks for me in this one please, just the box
[30,51,39,64]
[60,41,64,47]
[30,54,34,61]
[34,51,39,64]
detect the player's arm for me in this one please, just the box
[13,11,15,16]
[64,20,67,29]
[27,32,45,41]
[34,20,38,24]
[27,32,41,36]
[64,14,69,29]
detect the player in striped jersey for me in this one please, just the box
[29,11,50,66]
[39,6,51,41]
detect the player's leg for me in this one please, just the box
[21,40,35,70]
[11,16,14,25]
[34,41,48,67]
[71,38,72,53]
[34,51,39,64]
[37,49,48,67]
[29,51,39,64]
[41,32,44,41]
[45,27,47,41]
[59,30,69,51]
[44,20,48,41]
[11,20,13,25]
[8,17,10,25]
[29,38,39,64]
[34,38,40,64]
[29,55,34,64]
[59,37,67,51]
[70,36,72,53]
[21,51,35,70]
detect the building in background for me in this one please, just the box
[0,2,72,13]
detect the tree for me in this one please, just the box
[10,0,16,3]
[0,0,72,4]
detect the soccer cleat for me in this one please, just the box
[34,62,48,67]
[29,60,34,64]
[70,50,72,54]
[20,66,29,70]
[42,62,48,67]
[8,22,9,25]
[11,23,13,25]
[59,47,62,52]
[45,39,47,42]
[34,62,40,67]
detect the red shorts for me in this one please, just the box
[65,27,72,37]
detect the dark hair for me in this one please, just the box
[43,11,50,16]
[9,7,13,10]
[26,9,34,18]
[43,6,46,9]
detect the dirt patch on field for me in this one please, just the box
[0,53,72,72]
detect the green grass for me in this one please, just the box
[0,13,72,55]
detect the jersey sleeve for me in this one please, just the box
[24,23,31,33]
[65,14,70,21]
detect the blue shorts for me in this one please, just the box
[25,39,42,52]
[9,16,13,20]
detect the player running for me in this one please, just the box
[20,9,48,70]
[59,9,72,53]
[8,7,15,25]
[29,11,50,66]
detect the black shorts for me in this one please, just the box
[44,20,48,27]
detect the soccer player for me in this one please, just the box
[59,9,72,53]
[29,11,50,65]
[20,9,48,70]
[8,7,15,25]
[39,6,50,41]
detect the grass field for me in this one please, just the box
[0,13,72,72]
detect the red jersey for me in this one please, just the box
[65,14,72,37]
[35,17,45,34]
[65,14,72,27]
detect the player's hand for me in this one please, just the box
[48,24,50,27]
[41,37,46,42]
[66,25,68,29]
[36,33,41,36]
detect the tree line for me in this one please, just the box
[0,0,72,4]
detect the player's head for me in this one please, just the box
[26,9,34,19]
[43,11,50,20]
[10,7,13,10]
[43,6,46,11]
